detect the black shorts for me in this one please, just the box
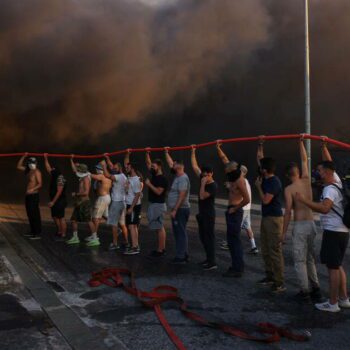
[320,230,349,269]
[126,204,141,226]
[51,200,67,219]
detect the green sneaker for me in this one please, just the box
[86,238,100,247]
[66,236,80,245]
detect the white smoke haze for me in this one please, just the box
[0,0,270,148]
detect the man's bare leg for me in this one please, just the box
[120,224,129,244]
[53,217,61,233]
[112,225,119,245]
[93,218,100,235]
[245,228,257,250]
[339,266,348,300]
[158,227,166,252]
[329,269,340,304]
[60,218,67,237]
[129,225,138,248]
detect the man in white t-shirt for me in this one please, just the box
[124,162,142,255]
[101,157,129,250]
[296,160,350,313]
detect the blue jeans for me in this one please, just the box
[226,208,244,272]
[171,208,190,259]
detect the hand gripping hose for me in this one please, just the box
[1,134,349,159]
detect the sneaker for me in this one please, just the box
[203,263,218,271]
[149,250,166,258]
[222,268,243,278]
[271,284,287,293]
[29,235,41,241]
[257,277,274,286]
[85,235,94,242]
[220,242,229,250]
[109,243,120,251]
[338,298,350,309]
[66,236,80,245]
[86,238,100,247]
[294,291,311,302]
[249,247,259,254]
[123,247,140,255]
[170,257,187,265]
[315,300,341,313]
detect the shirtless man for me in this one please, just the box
[17,154,42,240]
[216,143,250,277]
[101,156,129,250]
[66,156,96,245]
[283,137,321,301]
[217,143,258,254]
[86,164,112,247]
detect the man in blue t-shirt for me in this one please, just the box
[255,139,285,293]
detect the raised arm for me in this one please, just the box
[43,153,52,174]
[321,137,332,161]
[17,153,28,171]
[100,160,113,180]
[191,146,201,177]
[164,147,174,168]
[257,137,265,166]
[299,137,309,178]
[104,154,114,170]
[124,149,131,168]
[70,155,77,173]
[145,148,152,170]
[216,142,230,165]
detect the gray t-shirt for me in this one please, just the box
[167,173,191,209]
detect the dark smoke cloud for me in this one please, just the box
[0,0,270,150]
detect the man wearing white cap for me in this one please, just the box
[17,153,43,240]
[66,156,96,245]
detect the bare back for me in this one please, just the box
[287,178,314,221]
[96,176,112,196]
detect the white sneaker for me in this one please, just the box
[315,300,341,313]
[85,235,94,242]
[338,298,350,309]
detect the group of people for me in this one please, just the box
[16,135,350,313]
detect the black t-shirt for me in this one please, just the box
[261,176,283,217]
[198,181,217,216]
[149,175,168,203]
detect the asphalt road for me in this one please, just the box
[0,201,350,350]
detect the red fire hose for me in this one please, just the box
[0,134,349,159]
[88,268,310,349]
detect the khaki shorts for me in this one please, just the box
[92,195,111,219]
[71,200,92,223]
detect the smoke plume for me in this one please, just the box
[0,0,270,150]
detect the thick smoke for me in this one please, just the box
[0,0,270,150]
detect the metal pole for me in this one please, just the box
[304,0,312,170]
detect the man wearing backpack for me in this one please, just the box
[296,160,350,312]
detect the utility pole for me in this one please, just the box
[304,0,312,171]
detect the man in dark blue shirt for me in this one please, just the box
[255,139,285,293]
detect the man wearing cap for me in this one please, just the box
[86,164,112,247]
[216,149,250,277]
[217,143,259,254]
[17,153,43,240]
[66,156,96,245]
